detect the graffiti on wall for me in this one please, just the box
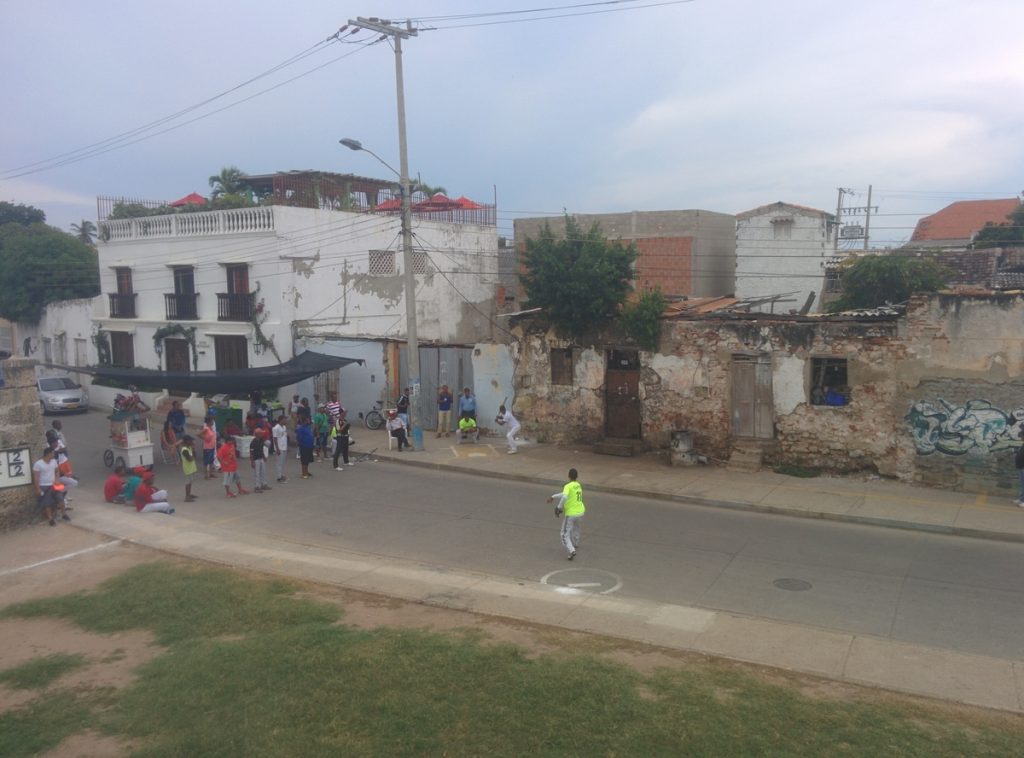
[906,398,1024,456]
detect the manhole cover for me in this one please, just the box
[773,578,812,592]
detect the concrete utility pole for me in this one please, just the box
[863,184,873,250]
[834,187,849,253]
[347,16,422,448]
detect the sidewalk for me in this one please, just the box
[366,434,1024,544]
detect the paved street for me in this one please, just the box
[56,410,1024,658]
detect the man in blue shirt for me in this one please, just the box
[436,385,453,438]
[295,419,316,479]
[166,400,187,436]
[458,387,476,421]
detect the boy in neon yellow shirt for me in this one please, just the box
[547,468,585,560]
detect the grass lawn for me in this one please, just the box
[1,561,1022,757]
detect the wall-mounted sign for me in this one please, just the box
[0,448,32,489]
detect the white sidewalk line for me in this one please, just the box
[0,540,122,578]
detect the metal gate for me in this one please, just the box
[730,354,773,439]
[313,369,340,408]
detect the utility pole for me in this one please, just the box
[347,16,422,448]
[863,184,873,250]
[834,187,850,253]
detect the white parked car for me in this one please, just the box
[37,376,89,414]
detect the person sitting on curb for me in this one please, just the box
[133,471,175,514]
[104,464,128,504]
[33,447,69,527]
[386,410,410,452]
[456,412,479,444]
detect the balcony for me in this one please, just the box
[217,293,253,322]
[99,206,275,242]
[108,293,137,319]
[164,293,200,320]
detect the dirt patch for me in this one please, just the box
[41,730,133,758]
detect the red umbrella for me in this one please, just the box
[169,192,208,207]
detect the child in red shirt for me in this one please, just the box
[103,465,127,504]
[217,436,249,498]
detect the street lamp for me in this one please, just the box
[340,136,421,449]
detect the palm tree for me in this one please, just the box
[208,166,246,199]
[410,179,447,198]
[70,219,97,245]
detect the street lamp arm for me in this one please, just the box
[339,138,400,180]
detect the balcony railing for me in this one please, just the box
[108,293,137,319]
[100,207,275,242]
[217,293,253,322]
[164,293,200,320]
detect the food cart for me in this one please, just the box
[104,410,154,470]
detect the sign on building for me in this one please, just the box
[0,447,32,489]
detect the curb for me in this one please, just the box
[371,452,1024,546]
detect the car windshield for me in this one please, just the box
[39,378,77,391]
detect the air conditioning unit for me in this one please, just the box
[841,224,864,238]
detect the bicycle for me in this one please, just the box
[363,400,386,430]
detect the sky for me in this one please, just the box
[2,0,1022,247]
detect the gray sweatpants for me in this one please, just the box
[560,515,582,555]
[275,452,286,480]
[253,458,268,488]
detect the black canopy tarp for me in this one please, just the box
[65,350,363,394]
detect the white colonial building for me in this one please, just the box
[86,172,503,427]
[734,202,836,313]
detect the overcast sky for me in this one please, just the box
[2,0,1022,246]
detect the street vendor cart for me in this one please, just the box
[104,410,154,470]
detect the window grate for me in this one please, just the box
[368,250,396,276]
[413,250,430,275]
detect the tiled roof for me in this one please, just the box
[736,201,833,221]
[909,199,1020,243]
[994,271,1024,290]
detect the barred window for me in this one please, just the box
[368,250,396,276]
[110,332,135,368]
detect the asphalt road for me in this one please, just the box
[56,409,1024,662]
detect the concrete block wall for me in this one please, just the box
[0,358,46,530]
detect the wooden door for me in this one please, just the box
[731,354,773,439]
[605,349,641,439]
[165,338,190,397]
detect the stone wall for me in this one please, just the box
[510,292,1024,494]
[0,357,45,530]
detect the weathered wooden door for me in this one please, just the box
[731,354,773,439]
[165,338,190,397]
[605,349,641,439]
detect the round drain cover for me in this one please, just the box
[773,578,812,592]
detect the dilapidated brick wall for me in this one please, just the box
[0,357,45,530]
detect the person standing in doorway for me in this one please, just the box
[495,405,521,455]
[458,387,476,421]
[436,385,453,438]
[272,415,288,483]
[547,468,585,560]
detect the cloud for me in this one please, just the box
[0,178,95,208]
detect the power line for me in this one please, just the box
[417,0,697,29]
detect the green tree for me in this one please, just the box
[411,180,447,197]
[827,255,948,311]
[620,288,667,351]
[520,215,637,339]
[70,219,97,244]
[0,224,100,322]
[0,201,45,226]
[973,202,1024,248]
[208,166,246,199]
